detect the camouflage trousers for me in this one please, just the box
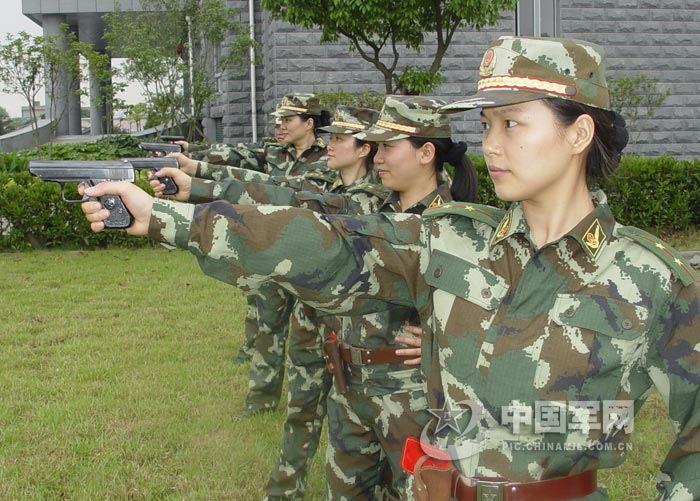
[325,369,431,501]
[233,294,258,364]
[264,302,333,500]
[245,283,295,414]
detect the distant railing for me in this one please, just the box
[0,119,53,152]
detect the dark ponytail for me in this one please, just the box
[407,137,478,203]
[299,111,333,137]
[542,98,629,178]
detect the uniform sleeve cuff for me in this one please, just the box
[189,178,216,204]
[148,198,195,249]
[196,161,211,178]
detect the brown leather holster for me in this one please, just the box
[323,334,347,394]
[412,454,458,501]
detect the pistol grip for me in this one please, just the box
[99,195,133,229]
[158,173,179,196]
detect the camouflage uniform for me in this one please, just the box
[186,101,453,500]
[194,94,328,416]
[145,39,700,501]
[149,189,700,501]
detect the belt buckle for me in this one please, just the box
[475,479,506,501]
[349,346,365,366]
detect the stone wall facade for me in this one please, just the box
[209,0,700,158]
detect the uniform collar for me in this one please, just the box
[381,182,453,214]
[489,190,616,261]
[330,169,376,191]
[282,138,327,157]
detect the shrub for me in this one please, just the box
[0,137,151,250]
[472,153,700,236]
[599,155,697,234]
[2,142,700,249]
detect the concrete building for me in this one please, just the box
[21,0,700,158]
[21,0,150,137]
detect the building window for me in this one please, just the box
[215,117,224,143]
[516,0,559,37]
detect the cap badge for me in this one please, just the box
[479,48,496,78]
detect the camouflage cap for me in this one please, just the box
[274,93,323,117]
[318,106,379,134]
[440,36,610,112]
[355,95,451,142]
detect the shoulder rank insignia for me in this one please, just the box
[303,170,336,183]
[423,202,505,229]
[348,182,391,200]
[618,226,697,286]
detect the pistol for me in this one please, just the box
[159,135,185,142]
[323,333,347,394]
[28,159,135,229]
[126,157,179,196]
[138,142,182,155]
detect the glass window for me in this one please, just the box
[517,0,559,37]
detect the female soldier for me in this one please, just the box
[152,96,478,499]
[158,105,385,500]
[81,37,700,500]
[222,93,330,420]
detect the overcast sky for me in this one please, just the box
[0,1,142,118]
[0,2,43,117]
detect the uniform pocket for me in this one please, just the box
[425,249,508,309]
[425,250,508,384]
[522,293,649,400]
[551,294,647,341]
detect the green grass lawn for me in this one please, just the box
[0,248,326,499]
[0,248,678,499]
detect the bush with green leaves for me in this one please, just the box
[0,137,152,250]
[599,155,700,234]
[3,141,700,249]
[472,153,700,236]
[315,89,386,113]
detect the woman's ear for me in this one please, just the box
[304,117,315,132]
[569,114,595,154]
[357,142,371,159]
[418,141,436,166]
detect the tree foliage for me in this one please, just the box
[0,106,13,135]
[103,0,257,138]
[608,73,670,147]
[0,28,114,150]
[261,0,518,94]
[0,32,46,140]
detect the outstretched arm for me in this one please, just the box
[80,181,427,316]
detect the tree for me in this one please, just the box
[608,74,670,148]
[0,32,46,144]
[103,0,256,139]
[0,106,13,136]
[40,25,116,155]
[261,0,518,94]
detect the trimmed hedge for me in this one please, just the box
[2,140,699,250]
[472,153,700,236]
[0,137,152,250]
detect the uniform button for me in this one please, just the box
[621,319,633,330]
[481,288,492,299]
[564,306,576,317]
[433,266,443,278]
